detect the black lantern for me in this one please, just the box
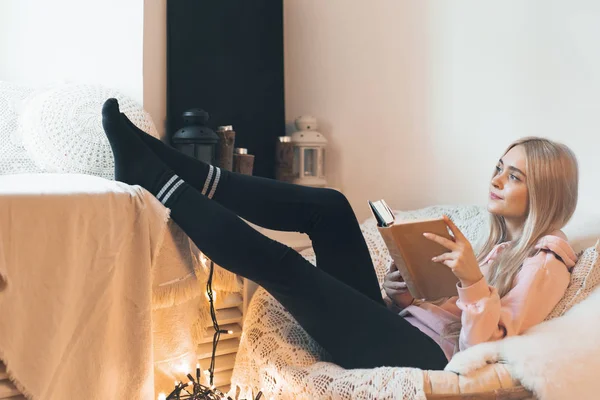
[171,109,219,164]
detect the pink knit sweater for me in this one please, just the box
[398,231,578,360]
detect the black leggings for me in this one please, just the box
[167,171,448,370]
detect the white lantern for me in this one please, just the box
[291,116,328,187]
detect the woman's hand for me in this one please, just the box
[382,262,415,309]
[423,215,484,288]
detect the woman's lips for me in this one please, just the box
[490,192,502,200]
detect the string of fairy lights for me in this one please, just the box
[157,260,264,400]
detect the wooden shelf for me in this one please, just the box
[204,308,243,327]
[199,323,243,344]
[215,293,243,310]
[197,338,241,359]
[210,370,233,390]
[197,353,237,373]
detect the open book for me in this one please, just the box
[369,200,459,300]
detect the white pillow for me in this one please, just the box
[0,81,42,175]
[18,83,158,180]
[546,240,600,320]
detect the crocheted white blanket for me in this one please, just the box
[230,205,487,400]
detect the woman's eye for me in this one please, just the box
[495,167,519,181]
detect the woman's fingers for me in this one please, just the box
[432,252,453,262]
[390,270,403,279]
[385,269,403,281]
[443,215,466,242]
[383,281,408,291]
[423,232,457,251]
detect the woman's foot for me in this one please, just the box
[102,98,187,205]
[119,112,222,198]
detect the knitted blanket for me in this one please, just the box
[230,205,487,399]
[0,173,240,399]
[230,201,600,400]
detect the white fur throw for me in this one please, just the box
[445,283,600,400]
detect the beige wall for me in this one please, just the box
[284,0,600,222]
[9,1,596,224]
[284,1,436,221]
[143,0,167,139]
[0,0,144,102]
[0,0,168,139]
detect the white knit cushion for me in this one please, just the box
[18,84,158,180]
[546,241,600,320]
[0,81,42,175]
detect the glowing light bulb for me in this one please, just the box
[174,362,189,374]
[158,393,167,400]
[205,290,217,301]
[228,330,233,334]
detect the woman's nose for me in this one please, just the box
[491,175,503,189]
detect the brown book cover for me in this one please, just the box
[377,217,460,300]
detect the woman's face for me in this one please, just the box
[487,145,529,220]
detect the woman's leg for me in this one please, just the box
[121,113,383,305]
[160,177,448,370]
[102,101,447,369]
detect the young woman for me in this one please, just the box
[101,98,578,370]
[383,138,579,359]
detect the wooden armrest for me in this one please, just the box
[426,386,534,400]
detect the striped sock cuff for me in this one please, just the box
[201,166,215,196]
[156,175,178,199]
[207,167,221,199]
[200,165,221,199]
[156,174,185,205]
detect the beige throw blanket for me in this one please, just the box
[0,173,240,399]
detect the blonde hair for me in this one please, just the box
[444,136,579,342]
